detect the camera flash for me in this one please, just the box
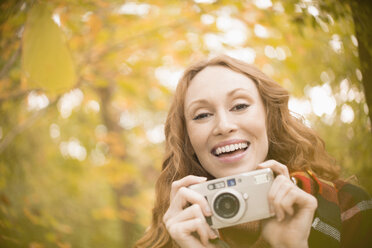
[254,174,269,184]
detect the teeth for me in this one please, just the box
[229,144,234,151]
[215,142,248,156]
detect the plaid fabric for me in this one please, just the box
[292,171,372,248]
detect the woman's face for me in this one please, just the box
[184,66,269,178]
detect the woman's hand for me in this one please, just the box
[257,160,318,248]
[163,175,218,248]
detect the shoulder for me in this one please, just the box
[333,180,372,220]
[335,179,370,200]
[334,180,372,248]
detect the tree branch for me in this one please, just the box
[0,45,21,80]
[0,95,60,154]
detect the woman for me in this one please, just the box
[135,55,372,247]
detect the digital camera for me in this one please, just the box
[189,168,275,229]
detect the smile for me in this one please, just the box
[212,142,249,156]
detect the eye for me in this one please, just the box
[231,103,249,111]
[193,112,212,120]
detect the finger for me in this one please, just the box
[281,187,318,225]
[273,188,291,221]
[170,175,207,200]
[171,218,210,247]
[291,187,318,210]
[167,219,203,248]
[188,218,216,246]
[166,204,217,245]
[168,204,217,240]
[280,187,296,216]
[268,175,291,221]
[267,175,287,199]
[167,204,205,227]
[258,160,290,178]
[197,219,211,246]
[170,186,212,217]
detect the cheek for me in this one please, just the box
[187,124,210,159]
[246,112,268,151]
[262,133,269,154]
[187,124,203,149]
[258,122,269,155]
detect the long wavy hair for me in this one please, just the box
[135,55,339,248]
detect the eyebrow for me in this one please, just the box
[185,99,209,118]
[227,88,252,97]
[185,88,254,117]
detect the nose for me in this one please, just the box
[212,111,237,136]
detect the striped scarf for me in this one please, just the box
[292,170,372,248]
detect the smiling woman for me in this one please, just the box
[135,55,372,248]
[184,66,269,178]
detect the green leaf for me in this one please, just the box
[22,3,75,94]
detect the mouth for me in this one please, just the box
[212,141,250,157]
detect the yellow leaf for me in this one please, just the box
[22,3,75,94]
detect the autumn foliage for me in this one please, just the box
[0,0,371,247]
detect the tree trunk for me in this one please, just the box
[97,85,139,247]
[350,0,372,126]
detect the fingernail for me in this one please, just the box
[202,238,208,246]
[205,205,212,215]
[199,177,207,181]
[276,213,283,222]
[210,229,218,239]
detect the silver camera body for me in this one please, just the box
[189,168,275,229]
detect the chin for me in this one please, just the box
[215,168,251,178]
[232,165,256,175]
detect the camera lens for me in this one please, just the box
[213,192,240,219]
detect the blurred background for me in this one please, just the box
[0,0,371,247]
